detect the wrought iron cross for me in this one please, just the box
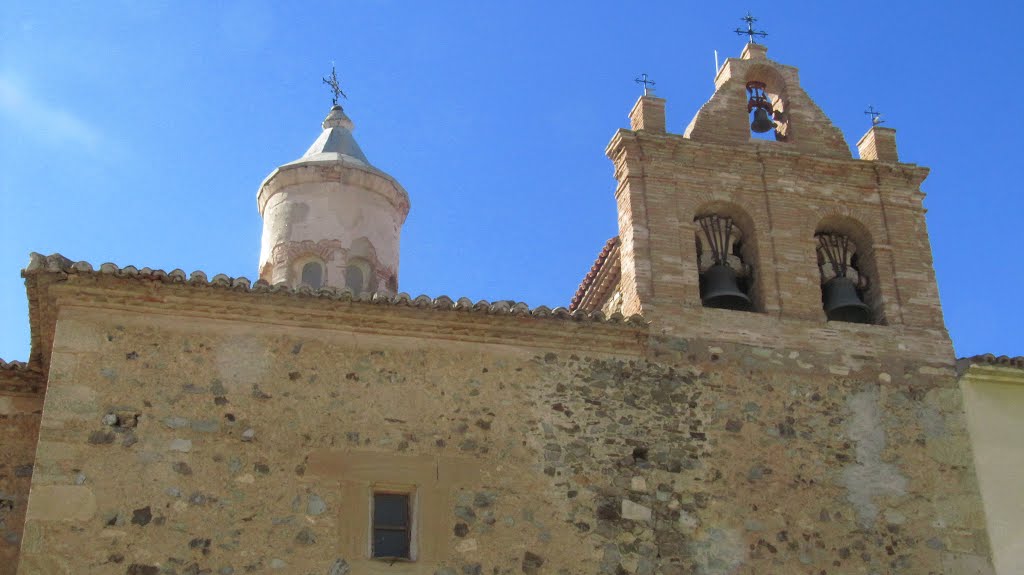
[635,73,656,96]
[322,64,347,106]
[864,105,884,126]
[734,12,768,44]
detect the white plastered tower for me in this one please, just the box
[257,104,410,294]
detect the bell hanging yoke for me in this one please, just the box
[745,81,777,134]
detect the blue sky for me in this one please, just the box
[1,1,1021,361]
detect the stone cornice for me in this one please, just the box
[957,362,1024,386]
[957,354,1024,386]
[257,160,411,222]
[604,129,929,206]
[21,253,649,378]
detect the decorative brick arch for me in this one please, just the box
[272,239,345,265]
[345,237,398,294]
[690,195,770,232]
[267,239,345,286]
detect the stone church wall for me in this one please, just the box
[16,303,991,574]
[0,370,43,575]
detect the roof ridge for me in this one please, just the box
[0,358,30,371]
[570,237,621,312]
[959,353,1024,370]
[22,253,647,328]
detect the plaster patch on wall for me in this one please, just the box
[915,402,946,439]
[216,335,271,391]
[43,384,97,421]
[690,527,745,575]
[841,387,908,528]
[25,486,96,521]
[286,202,310,226]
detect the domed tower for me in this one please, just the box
[257,99,410,295]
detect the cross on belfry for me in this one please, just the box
[864,105,884,126]
[734,12,768,44]
[635,73,656,96]
[322,64,347,106]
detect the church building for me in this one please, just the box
[1,37,1018,575]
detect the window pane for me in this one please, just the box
[373,528,410,558]
[373,493,408,526]
[301,262,323,289]
[345,265,364,293]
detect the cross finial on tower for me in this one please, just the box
[322,63,347,106]
[864,105,884,126]
[734,12,768,44]
[635,73,656,96]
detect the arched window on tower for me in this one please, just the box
[345,258,373,294]
[695,214,754,312]
[815,231,876,324]
[300,260,324,290]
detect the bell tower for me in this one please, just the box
[257,87,410,295]
[579,40,949,359]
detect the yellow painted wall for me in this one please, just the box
[962,366,1024,574]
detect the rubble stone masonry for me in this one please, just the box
[7,270,993,574]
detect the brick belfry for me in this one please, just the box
[567,39,999,573]
[579,41,946,358]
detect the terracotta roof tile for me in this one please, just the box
[960,354,1024,370]
[570,237,620,312]
[23,253,647,327]
[0,359,29,371]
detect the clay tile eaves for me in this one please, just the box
[961,353,1024,370]
[0,359,30,371]
[21,252,647,328]
[570,237,621,312]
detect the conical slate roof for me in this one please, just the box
[286,105,370,166]
[258,102,409,221]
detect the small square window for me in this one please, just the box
[372,492,411,559]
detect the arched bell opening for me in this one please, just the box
[814,225,883,325]
[744,65,789,142]
[694,212,759,313]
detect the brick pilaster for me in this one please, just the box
[628,96,666,133]
[857,126,899,162]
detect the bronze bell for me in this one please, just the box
[822,276,871,323]
[750,107,776,133]
[701,264,752,311]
